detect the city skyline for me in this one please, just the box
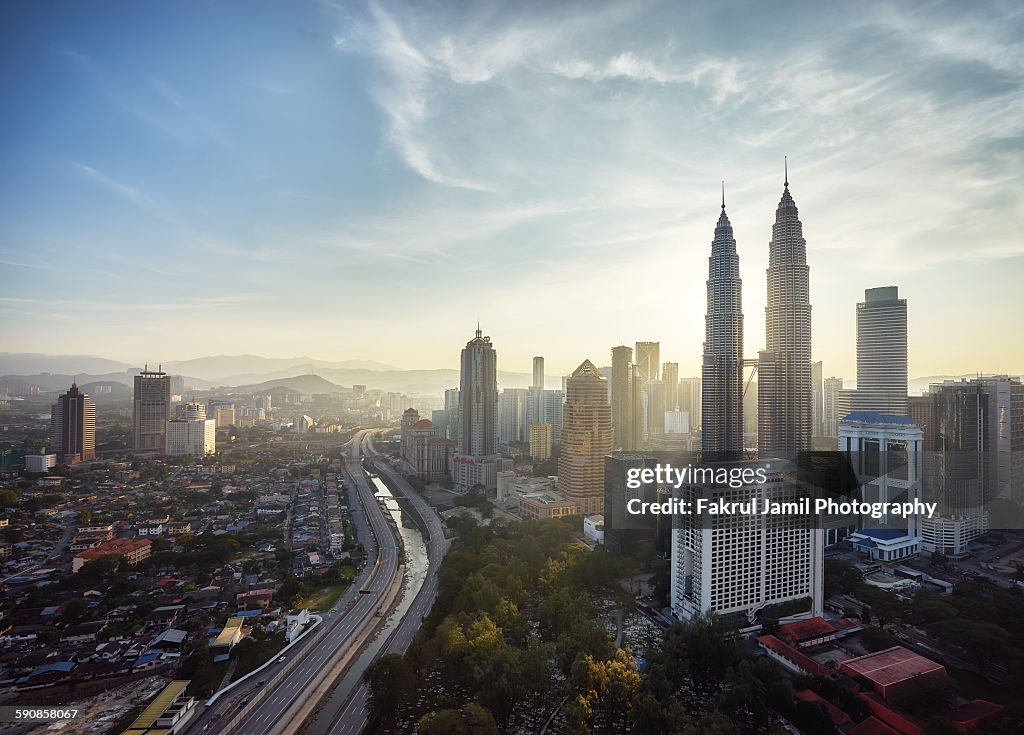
[3,1,1023,377]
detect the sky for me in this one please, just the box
[1,0,1022,380]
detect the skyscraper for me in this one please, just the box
[662,362,679,411]
[812,361,823,438]
[498,388,528,446]
[701,190,744,456]
[558,360,613,515]
[823,377,845,438]
[51,382,96,464]
[634,342,660,384]
[452,325,508,491]
[758,165,813,455]
[611,345,634,450]
[444,388,461,442]
[133,366,171,452]
[854,286,908,416]
[532,356,545,390]
[921,376,1024,556]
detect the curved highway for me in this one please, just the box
[321,437,450,735]
[188,430,402,735]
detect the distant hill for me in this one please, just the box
[0,371,214,394]
[244,374,346,394]
[163,355,400,382]
[0,353,134,376]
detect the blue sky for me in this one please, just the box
[1,0,1022,379]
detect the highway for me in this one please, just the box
[186,430,402,735]
[318,437,451,735]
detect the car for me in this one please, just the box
[277,655,286,663]
[329,608,338,614]
[255,680,265,689]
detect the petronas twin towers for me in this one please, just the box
[701,166,813,457]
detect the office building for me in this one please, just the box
[529,423,553,462]
[498,388,529,447]
[558,360,613,515]
[51,382,96,464]
[839,412,923,558]
[611,345,635,450]
[409,419,450,480]
[701,191,744,456]
[532,356,545,390]
[822,377,845,438]
[452,325,509,491]
[444,388,461,442]
[401,408,420,461]
[133,366,171,452]
[604,453,671,556]
[681,376,701,431]
[758,167,813,455]
[635,342,660,385]
[643,379,666,437]
[919,376,1024,556]
[663,362,680,411]
[854,286,908,415]
[812,361,823,438]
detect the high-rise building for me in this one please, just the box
[670,459,824,623]
[452,325,508,491]
[907,395,937,449]
[541,389,564,446]
[854,286,908,415]
[812,361,823,438]
[444,388,461,442]
[611,345,634,450]
[681,376,701,431]
[920,376,1024,556]
[134,366,171,452]
[823,377,845,438]
[758,167,813,455]
[498,388,529,447]
[51,383,96,464]
[400,407,420,461]
[166,401,215,456]
[634,342,660,384]
[701,192,744,457]
[662,362,680,411]
[604,453,671,556]
[558,360,613,515]
[529,423,553,462]
[643,379,666,437]
[532,356,545,390]
[839,413,924,558]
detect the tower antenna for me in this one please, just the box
[784,156,789,187]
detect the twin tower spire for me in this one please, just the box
[701,160,812,457]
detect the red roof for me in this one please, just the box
[757,635,831,677]
[76,538,151,561]
[779,617,837,643]
[794,688,851,726]
[840,647,945,693]
[849,716,902,735]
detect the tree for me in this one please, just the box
[931,620,1011,677]
[364,653,417,721]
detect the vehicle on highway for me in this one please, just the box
[277,655,286,663]
[255,680,265,688]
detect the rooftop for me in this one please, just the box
[840,646,945,688]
